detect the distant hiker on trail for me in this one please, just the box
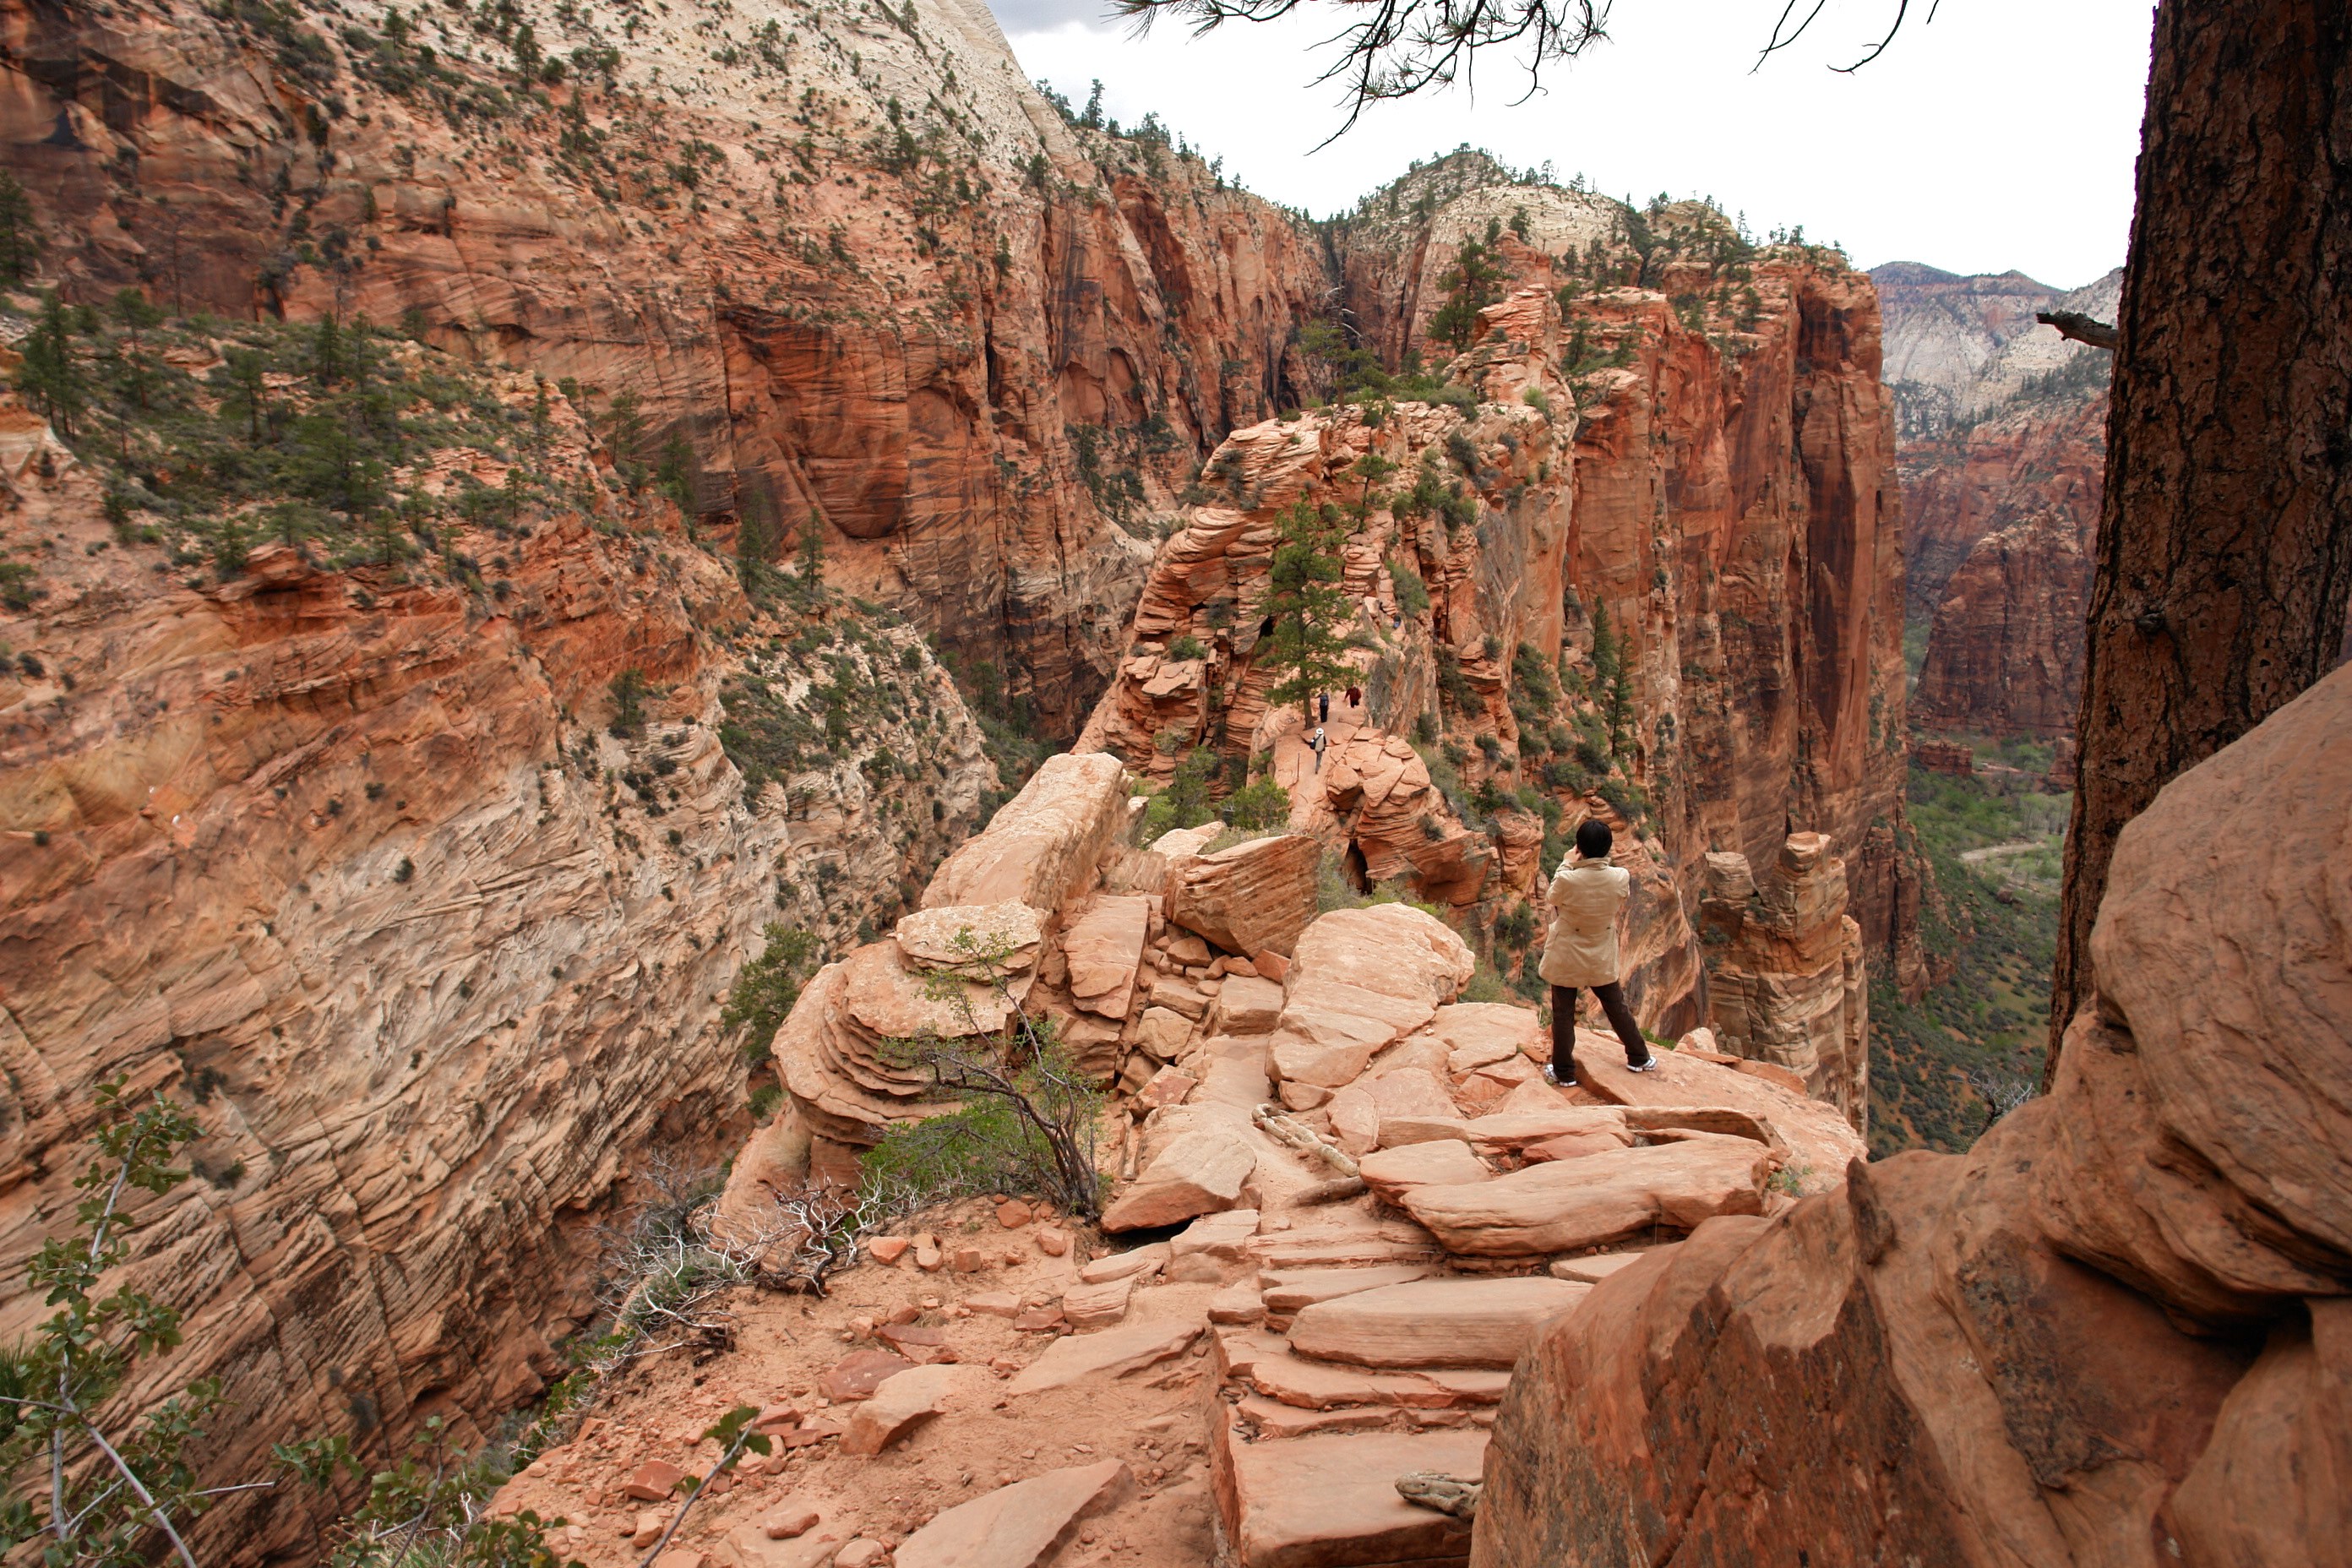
[1346,683,1363,709]
[1538,817,1657,1088]
[1310,727,1328,772]
[1319,691,1331,723]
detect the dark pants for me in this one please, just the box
[1549,983,1650,1081]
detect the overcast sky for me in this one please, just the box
[1004,0,2153,287]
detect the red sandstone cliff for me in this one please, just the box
[0,0,1329,728]
[1075,177,1915,1102]
[0,356,990,1554]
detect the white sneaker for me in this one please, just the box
[1542,1064,1577,1088]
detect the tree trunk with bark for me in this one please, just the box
[2047,0,2352,1081]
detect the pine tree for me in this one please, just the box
[15,294,84,441]
[796,509,825,596]
[1258,499,1356,722]
[1589,599,1633,758]
[1428,234,1508,350]
[0,172,40,285]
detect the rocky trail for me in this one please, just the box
[509,728,1864,1568]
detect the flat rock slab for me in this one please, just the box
[1356,1142,1491,1204]
[1212,975,1288,1035]
[1288,1277,1588,1369]
[1548,1251,1653,1283]
[895,903,1045,973]
[1061,1275,1135,1330]
[820,1350,918,1402]
[724,1518,853,1568]
[1217,1426,1488,1568]
[1432,1003,1538,1075]
[893,1460,1133,1568]
[1462,1108,1630,1156]
[1245,1348,1460,1411]
[841,1364,961,1455]
[1080,1244,1171,1283]
[1008,1319,1203,1394]
[1102,1128,1257,1232]
[1401,1135,1774,1257]
[1260,1263,1440,1315]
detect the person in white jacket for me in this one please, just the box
[1538,817,1658,1087]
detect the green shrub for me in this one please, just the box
[1223,774,1291,831]
[721,924,819,1065]
[1166,633,1207,662]
[1390,561,1431,617]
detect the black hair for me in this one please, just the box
[1575,817,1613,859]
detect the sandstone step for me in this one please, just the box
[1548,1251,1654,1284]
[1060,1276,1135,1329]
[892,1460,1132,1568]
[1244,1349,1455,1411]
[841,1364,961,1455]
[1235,1394,1394,1440]
[1287,1277,1588,1369]
[1212,1420,1488,1568]
[1247,1220,1443,1271]
[1399,1135,1774,1256]
[1357,1141,1490,1204]
[1008,1318,1202,1394]
[1258,1263,1439,1315]
[1462,1108,1631,1157]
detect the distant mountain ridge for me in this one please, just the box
[1871,261,2122,442]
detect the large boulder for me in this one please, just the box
[1060,894,1152,1019]
[1100,1127,1258,1231]
[1471,664,2352,1568]
[1167,833,1320,959]
[1268,906,1475,1087]
[923,753,1129,912]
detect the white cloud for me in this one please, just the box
[1006,0,2152,287]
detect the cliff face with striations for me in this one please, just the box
[1,0,1330,728]
[0,339,990,1557]
[1076,161,1916,1090]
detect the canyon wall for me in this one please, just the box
[0,0,1330,728]
[1874,262,2115,740]
[1078,166,1916,1082]
[0,353,991,1557]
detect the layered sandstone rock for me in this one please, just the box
[1472,662,2352,1568]
[0,385,988,1554]
[1696,832,1870,1130]
[3,0,1331,728]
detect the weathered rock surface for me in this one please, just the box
[893,1461,1133,1568]
[1401,1137,1776,1257]
[1916,498,2097,740]
[1007,1318,1204,1395]
[839,1364,961,1456]
[0,392,989,1554]
[1356,1142,1494,1205]
[1100,1128,1258,1232]
[1215,1424,1487,1568]
[1472,663,2352,1568]
[1696,833,1870,1130]
[922,754,1130,912]
[1288,1277,1588,1369]
[1167,834,1319,960]
[1269,906,1475,1087]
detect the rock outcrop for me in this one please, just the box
[1696,832,1870,1130]
[1915,502,2097,738]
[1472,662,2352,1568]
